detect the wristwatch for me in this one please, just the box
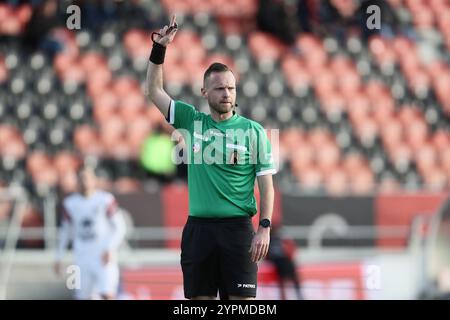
[259,219,271,228]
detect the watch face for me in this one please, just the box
[260,219,270,228]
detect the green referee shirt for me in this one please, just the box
[168,100,277,218]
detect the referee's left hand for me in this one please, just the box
[250,227,270,263]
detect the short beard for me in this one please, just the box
[209,101,233,114]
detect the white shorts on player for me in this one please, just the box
[56,190,126,299]
[74,257,120,300]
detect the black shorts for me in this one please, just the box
[180,216,258,299]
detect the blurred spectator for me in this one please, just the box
[22,0,64,57]
[73,0,157,31]
[318,0,360,43]
[357,0,400,41]
[257,0,300,45]
[73,0,118,31]
[297,0,319,33]
[116,0,158,30]
[266,224,302,300]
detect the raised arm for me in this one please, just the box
[54,210,72,276]
[144,15,178,119]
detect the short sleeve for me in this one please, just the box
[105,193,118,218]
[168,100,198,130]
[254,124,277,176]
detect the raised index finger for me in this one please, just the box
[170,14,177,27]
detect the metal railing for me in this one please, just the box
[0,186,28,300]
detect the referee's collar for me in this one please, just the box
[209,112,237,124]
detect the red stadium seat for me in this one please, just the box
[281,54,312,90]
[405,119,429,152]
[54,52,77,75]
[365,80,389,101]
[413,6,435,30]
[119,90,145,116]
[381,119,403,149]
[160,0,190,13]
[164,62,189,85]
[93,90,119,123]
[0,4,11,22]
[99,116,126,153]
[123,29,150,59]
[0,55,8,83]
[86,65,112,84]
[296,164,323,191]
[0,14,21,36]
[0,138,26,160]
[16,4,32,25]
[248,32,288,62]
[441,148,450,173]
[32,165,59,188]
[372,96,395,125]
[295,33,323,56]
[290,143,315,173]
[114,177,141,194]
[60,170,78,194]
[316,143,341,175]
[20,205,44,248]
[0,125,26,160]
[398,106,422,126]
[305,49,328,74]
[126,115,153,157]
[393,36,414,57]
[26,151,52,177]
[0,125,18,146]
[53,151,80,178]
[415,144,438,175]
[96,176,114,192]
[339,71,362,102]
[280,127,305,156]
[378,177,401,193]
[353,117,378,144]
[113,76,140,99]
[308,128,334,149]
[107,137,132,160]
[320,90,346,115]
[342,153,368,175]
[74,125,102,156]
[0,182,12,222]
[423,167,448,191]
[146,105,167,127]
[432,130,450,152]
[388,142,413,167]
[80,51,107,73]
[349,168,375,195]
[324,166,348,196]
[61,64,85,83]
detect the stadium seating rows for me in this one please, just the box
[0,0,450,227]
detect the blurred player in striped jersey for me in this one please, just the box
[54,165,126,300]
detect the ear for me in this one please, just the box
[201,87,207,98]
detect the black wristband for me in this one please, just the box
[149,42,166,65]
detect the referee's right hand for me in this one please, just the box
[153,14,178,47]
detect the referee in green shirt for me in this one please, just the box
[145,15,276,300]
